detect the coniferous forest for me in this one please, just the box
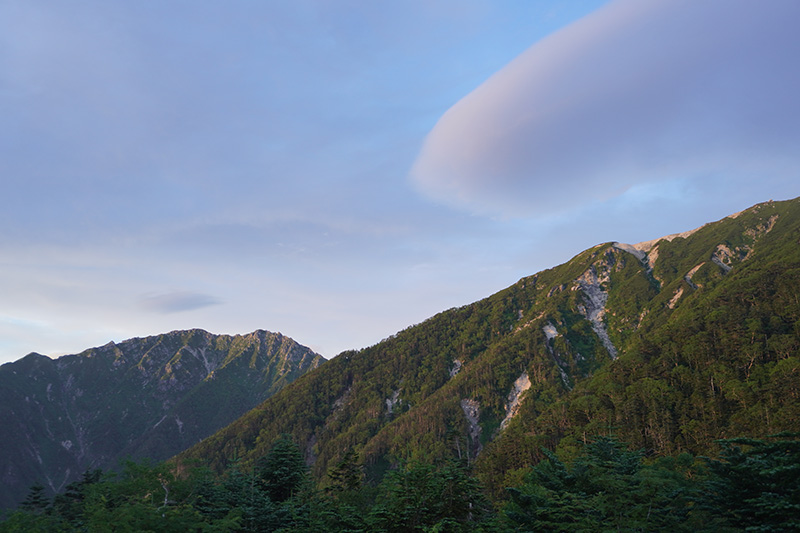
[3,433,799,531]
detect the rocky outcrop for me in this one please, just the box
[575,264,618,359]
[542,322,571,389]
[449,359,463,378]
[460,399,482,458]
[711,244,735,272]
[668,286,685,309]
[385,389,402,415]
[500,373,531,431]
[684,263,705,289]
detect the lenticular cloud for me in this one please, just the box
[410,0,800,217]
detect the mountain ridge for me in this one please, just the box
[0,328,324,510]
[178,197,800,497]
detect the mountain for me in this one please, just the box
[179,197,800,497]
[0,329,324,510]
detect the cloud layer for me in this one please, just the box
[410,0,800,217]
[139,291,222,314]
[2,1,796,365]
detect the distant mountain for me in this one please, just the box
[179,197,800,497]
[0,329,324,509]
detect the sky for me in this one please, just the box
[1,0,799,364]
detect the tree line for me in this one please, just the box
[3,432,798,532]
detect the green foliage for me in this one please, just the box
[698,433,800,532]
[51,469,103,526]
[196,458,285,531]
[503,436,704,531]
[6,434,800,532]
[326,449,364,495]
[78,460,207,532]
[255,435,308,503]
[18,484,49,516]
[367,459,491,533]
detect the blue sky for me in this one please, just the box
[2,0,799,364]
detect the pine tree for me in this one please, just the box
[18,483,49,515]
[256,434,308,503]
[700,433,800,532]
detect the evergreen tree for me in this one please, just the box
[326,449,364,495]
[699,433,800,532]
[18,483,49,515]
[368,459,490,532]
[504,436,701,531]
[51,468,103,526]
[256,434,308,504]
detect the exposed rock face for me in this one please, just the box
[500,373,531,431]
[668,286,685,309]
[684,263,705,289]
[542,323,559,341]
[575,264,618,359]
[542,322,571,389]
[612,242,646,262]
[620,208,780,279]
[0,329,323,510]
[385,389,402,415]
[711,244,736,272]
[631,226,703,254]
[460,399,482,458]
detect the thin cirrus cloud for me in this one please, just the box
[139,291,222,315]
[410,0,800,218]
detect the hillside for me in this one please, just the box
[0,329,323,509]
[179,197,800,495]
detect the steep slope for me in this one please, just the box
[478,200,800,492]
[180,197,800,495]
[0,329,323,509]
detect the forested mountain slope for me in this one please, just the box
[0,329,323,509]
[180,198,800,495]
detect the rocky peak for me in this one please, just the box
[0,328,324,510]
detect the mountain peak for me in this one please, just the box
[178,197,800,497]
[0,328,324,509]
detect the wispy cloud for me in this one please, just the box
[410,0,800,217]
[139,291,222,314]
